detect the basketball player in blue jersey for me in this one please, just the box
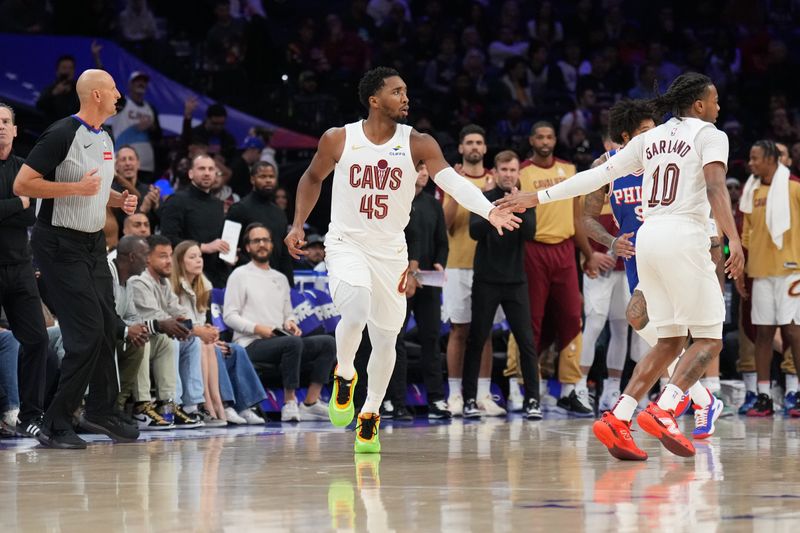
[583,100,725,441]
[285,67,521,453]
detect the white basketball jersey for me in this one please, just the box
[329,121,417,247]
[638,117,727,225]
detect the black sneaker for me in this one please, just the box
[392,406,414,421]
[79,412,140,443]
[380,400,395,420]
[16,414,44,438]
[171,404,205,428]
[556,390,595,418]
[427,400,452,420]
[463,399,482,419]
[36,425,88,449]
[524,398,543,420]
[746,393,774,417]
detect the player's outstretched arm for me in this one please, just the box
[285,127,344,259]
[496,136,645,212]
[411,131,520,235]
[704,161,744,280]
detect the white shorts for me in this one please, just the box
[752,274,800,325]
[583,270,629,320]
[635,217,724,339]
[325,235,408,333]
[443,268,473,324]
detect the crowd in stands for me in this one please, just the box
[1,0,800,437]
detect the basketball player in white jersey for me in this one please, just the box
[285,67,520,454]
[497,72,745,461]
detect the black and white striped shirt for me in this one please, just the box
[25,115,115,233]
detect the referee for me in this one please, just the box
[14,70,139,449]
[0,103,50,438]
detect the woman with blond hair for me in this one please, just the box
[171,241,267,425]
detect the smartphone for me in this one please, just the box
[181,319,193,330]
[272,327,291,337]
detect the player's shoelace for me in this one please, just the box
[694,406,708,427]
[356,416,379,440]
[335,376,353,405]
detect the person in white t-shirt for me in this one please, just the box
[497,72,745,461]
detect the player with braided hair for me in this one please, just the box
[497,72,745,460]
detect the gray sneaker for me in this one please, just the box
[299,400,329,421]
[198,408,227,427]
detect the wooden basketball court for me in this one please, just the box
[0,416,797,532]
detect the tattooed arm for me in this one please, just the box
[582,154,615,248]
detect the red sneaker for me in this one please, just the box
[636,403,695,457]
[593,412,648,461]
[789,407,800,418]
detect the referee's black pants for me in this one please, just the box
[462,280,540,403]
[31,224,118,431]
[0,261,50,423]
[390,286,445,406]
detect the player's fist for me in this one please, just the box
[285,226,307,259]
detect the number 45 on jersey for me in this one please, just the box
[360,193,389,219]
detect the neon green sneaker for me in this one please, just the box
[327,480,355,529]
[354,413,381,454]
[329,368,358,427]
[354,453,381,489]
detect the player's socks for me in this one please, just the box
[657,384,683,412]
[786,374,799,395]
[611,394,638,422]
[688,382,711,408]
[743,372,757,393]
[576,375,588,393]
[757,381,771,396]
[447,378,462,398]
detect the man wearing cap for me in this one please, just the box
[229,135,265,198]
[107,71,162,183]
[295,234,326,271]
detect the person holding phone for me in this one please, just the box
[224,223,336,422]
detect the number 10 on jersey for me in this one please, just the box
[359,193,389,219]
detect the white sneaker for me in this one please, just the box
[224,407,247,425]
[281,400,300,422]
[477,394,507,416]
[238,408,265,425]
[448,395,463,417]
[1,408,19,435]
[575,388,594,411]
[598,389,620,412]
[298,400,329,421]
[507,381,524,412]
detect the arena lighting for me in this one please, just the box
[281,74,289,82]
